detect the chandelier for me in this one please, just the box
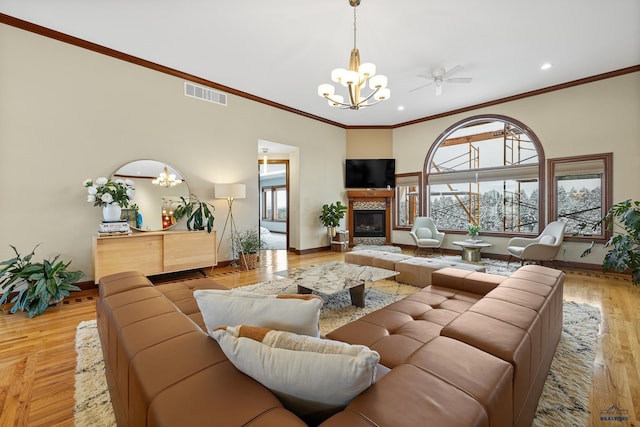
[152,165,182,188]
[317,0,390,110]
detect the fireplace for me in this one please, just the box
[346,190,394,246]
[353,210,386,237]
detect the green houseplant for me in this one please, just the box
[0,244,83,317]
[319,201,347,237]
[233,229,266,270]
[173,195,215,233]
[467,223,481,240]
[579,199,640,285]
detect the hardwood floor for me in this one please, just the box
[0,250,638,426]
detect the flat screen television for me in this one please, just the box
[345,159,396,189]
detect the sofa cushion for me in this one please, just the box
[320,364,489,427]
[406,336,514,427]
[539,235,555,244]
[415,227,432,239]
[148,361,307,427]
[395,260,486,288]
[344,250,413,271]
[194,289,323,337]
[211,325,379,420]
[507,245,525,256]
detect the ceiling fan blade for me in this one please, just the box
[443,65,463,79]
[409,82,434,93]
[416,73,433,80]
[446,77,473,83]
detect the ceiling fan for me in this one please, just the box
[410,65,472,96]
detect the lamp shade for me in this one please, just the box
[214,183,246,199]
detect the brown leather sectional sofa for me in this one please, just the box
[96,264,564,427]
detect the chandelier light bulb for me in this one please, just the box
[342,70,359,86]
[331,68,346,83]
[329,95,344,106]
[358,63,376,78]
[153,166,182,187]
[318,84,335,97]
[369,74,388,90]
[374,87,390,101]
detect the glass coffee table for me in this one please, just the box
[274,261,399,308]
[452,240,493,262]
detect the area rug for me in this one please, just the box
[74,321,117,427]
[532,301,601,426]
[74,292,601,427]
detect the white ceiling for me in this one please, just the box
[2,1,639,127]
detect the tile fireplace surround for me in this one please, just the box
[347,190,394,247]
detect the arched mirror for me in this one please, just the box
[112,160,189,231]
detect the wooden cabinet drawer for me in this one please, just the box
[164,232,215,272]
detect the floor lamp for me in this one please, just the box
[214,183,247,269]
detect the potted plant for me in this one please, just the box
[173,195,215,233]
[579,199,640,285]
[0,244,83,317]
[467,223,481,241]
[319,201,347,237]
[233,229,266,270]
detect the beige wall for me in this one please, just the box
[1,22,638,280]
[346,129,393,158]
[0,24,346,280]
[392,71,640,264]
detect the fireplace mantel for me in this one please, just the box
[347,190,394,247]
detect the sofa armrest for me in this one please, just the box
[508,237,539,247]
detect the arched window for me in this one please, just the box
[424,115,544,235]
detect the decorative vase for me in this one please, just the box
[102,203,122,222]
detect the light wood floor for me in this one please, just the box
[0,250,638,426]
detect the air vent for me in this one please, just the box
[184,82,227,106]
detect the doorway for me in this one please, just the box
[258,157,289,250]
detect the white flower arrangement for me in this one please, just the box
[83,177,135,208]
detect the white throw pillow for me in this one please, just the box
[539,235,556,244]
[194,289,323,337]
[211,325,380,418]
[415,227,432,239]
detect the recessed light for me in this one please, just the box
[397,106,405,111]
[540,63,552,71]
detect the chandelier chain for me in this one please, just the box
[353,7,357,50]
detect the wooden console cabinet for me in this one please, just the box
[92,230,217,283]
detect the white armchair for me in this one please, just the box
[409,217,445,256]
[507,221,567,266]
